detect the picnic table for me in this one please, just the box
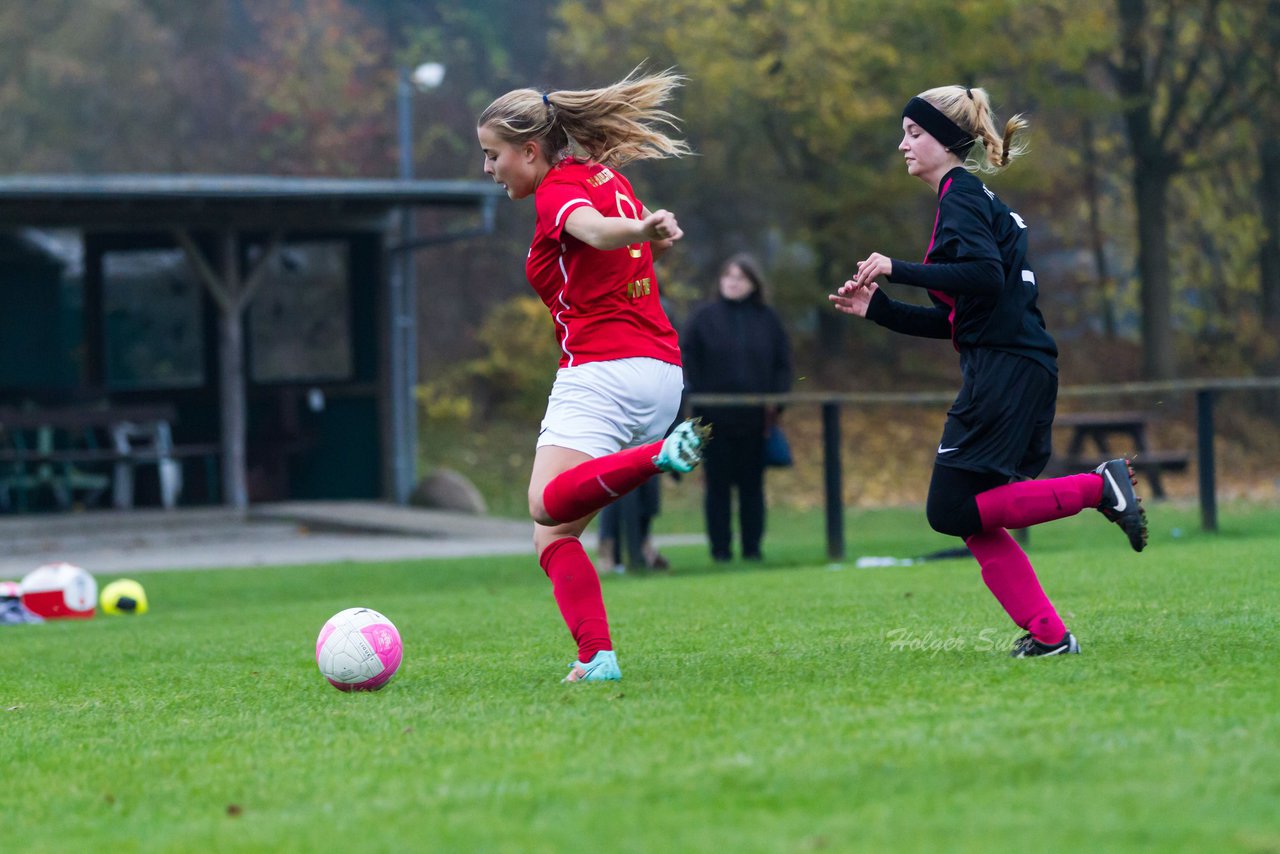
[0,404,220,511]
[1049,410,1189,498]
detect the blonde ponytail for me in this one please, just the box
[478,66,691,167]
[918,85,1028,173]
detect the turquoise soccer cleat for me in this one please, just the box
[563,649,622,683]
[653,418,711,474]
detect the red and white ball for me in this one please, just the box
[315,607,402,692]
[21,562,97,619]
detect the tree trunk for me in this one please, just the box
[809,201,845,360]
[815,243,845,360]
[1262,1,1280,330]
[1257,0,1280,413]
[1114,0,1176,379]
[1133,165,1176,379]
[1261,137,1280,326]
[1258,135,1280,414]
[1081,117,1117,339]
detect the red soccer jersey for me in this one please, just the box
[526,159,681,368]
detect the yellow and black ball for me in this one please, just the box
[100,579,148,615]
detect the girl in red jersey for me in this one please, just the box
[477,68,709,682]
[829,85,1148,657]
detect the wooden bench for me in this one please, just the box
[0,405,220,510]
[1045,410,1189,498]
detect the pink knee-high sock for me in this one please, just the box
[975,473,1103,532]
[966,528,1067,644]
[541,440,663,524]
[539,536,612,663]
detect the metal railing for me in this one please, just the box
[686,376,1280,560]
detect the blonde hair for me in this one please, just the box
[918,85,1028,173]
[477,66,691,168]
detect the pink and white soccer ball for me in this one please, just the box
[315,607,402,692]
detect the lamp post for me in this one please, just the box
[391,61,445,504]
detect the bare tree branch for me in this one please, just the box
[1178,31,1263,156]
[1156,0,1221,149]
[1148,0,1179,93]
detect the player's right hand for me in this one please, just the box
[828,279,876,318]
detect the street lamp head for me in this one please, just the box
[411,62,446,91]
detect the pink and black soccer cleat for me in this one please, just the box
[1095,458,1148,552]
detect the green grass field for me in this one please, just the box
[4,502,1279,853]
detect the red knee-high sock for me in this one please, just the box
[539,536,612,663]
[975,473,1103,532]
[966,528,1066,644]
[541,440,663,524]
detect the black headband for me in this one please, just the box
[902,96,975,157]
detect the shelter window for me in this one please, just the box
[103,249,204,389]
[249,241,353,383]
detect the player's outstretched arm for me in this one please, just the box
[564,206,683,252]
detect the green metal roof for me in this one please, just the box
[0,174,505,229]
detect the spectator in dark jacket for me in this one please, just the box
[682,254,792,561]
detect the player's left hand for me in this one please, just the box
[642,209,683,244]
[853,252,892,289]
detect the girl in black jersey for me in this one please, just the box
[829,85,1148,658]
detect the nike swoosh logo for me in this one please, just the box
[937,445,959,454]
[1103,469,1127,512]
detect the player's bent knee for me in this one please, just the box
[531,508,559,527]
[528,492,556,527]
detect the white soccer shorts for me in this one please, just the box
[537,357,684,458]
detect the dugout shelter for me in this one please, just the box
[0,174,502,512]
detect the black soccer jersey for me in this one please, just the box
[865,166,1058,375]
